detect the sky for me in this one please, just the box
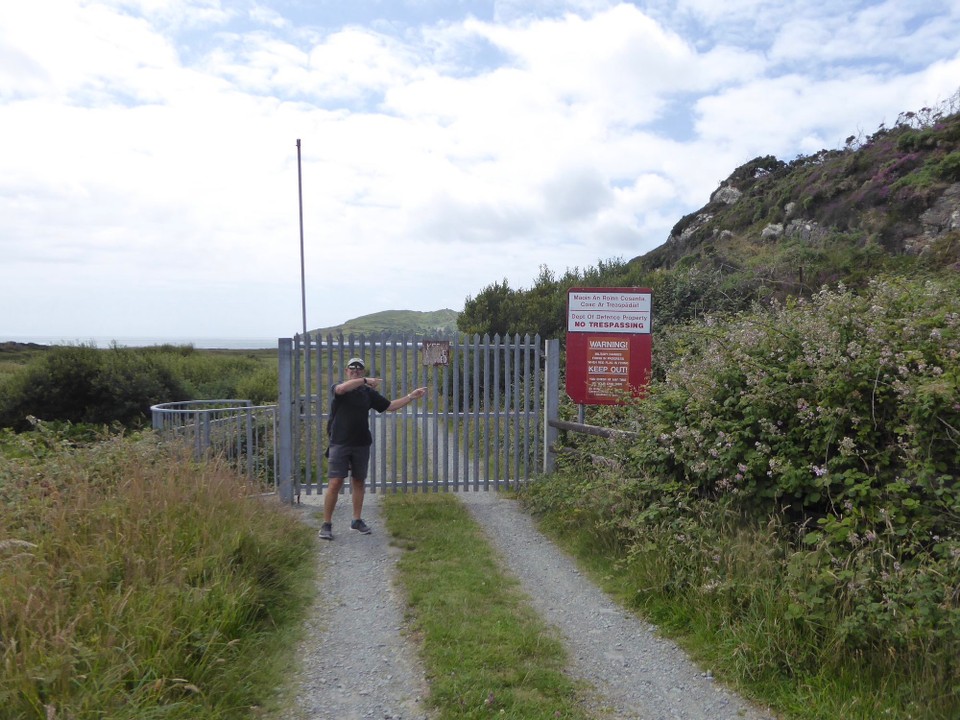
[2,0,960,343]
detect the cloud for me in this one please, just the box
[2,0,960,341]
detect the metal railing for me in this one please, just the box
[151,400,278,485]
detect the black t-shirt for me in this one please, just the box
[328,384,391,447]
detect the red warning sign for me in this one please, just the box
[566,287,652,405]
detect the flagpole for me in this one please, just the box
[297,139,307,336]
[296,139,313,499]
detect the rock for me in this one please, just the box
[710,184,742,204]
[920,182,960,235]
[785,219,828,243]
[679,213,714,242]
[905,182,960,255]
[760,223,783,240]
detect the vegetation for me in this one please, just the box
[0,342,48,382]
[0,344,278,432]
[521,275,960,718]
[0,425,315,720]
[384,492,590,720]
[459,260,758,340]
[445,96,960,718]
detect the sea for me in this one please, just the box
[3,336,279,350]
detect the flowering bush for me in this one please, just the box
[525,274,960,710]
[647,276,958,653]
[643,276,959,529]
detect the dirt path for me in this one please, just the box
[280,492,432,720]
[280,490,777,720]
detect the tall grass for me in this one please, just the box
[0,425,315,720]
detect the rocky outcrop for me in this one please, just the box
[785,219,829,243]
[642,114,960,272]
[710,184,742,205]
[903,182,960,255]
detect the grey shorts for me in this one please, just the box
[327,444,370,481]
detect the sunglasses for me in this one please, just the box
[347,365,364,370]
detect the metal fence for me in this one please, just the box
[151,400,278,485]
[148,336,565,504]
[276,333,561,502]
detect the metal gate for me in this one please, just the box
[276,332,556,500]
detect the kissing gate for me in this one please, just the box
[276,332,561,502]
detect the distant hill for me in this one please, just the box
[311,309,460,337]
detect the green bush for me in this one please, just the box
[235,366,279,405]
[934,151,960,181]
[144,349,267,400]
[640,276,959,525]
[0,347,279,431]
[0,345,189,431]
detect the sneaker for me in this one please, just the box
[318,523,334,541]
[350,518,371,534]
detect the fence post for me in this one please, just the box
[278,338,295,504]
[543,338,560,474]
[244,406,254,477]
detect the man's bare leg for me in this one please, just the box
[351,477,365,520]
[324,477,344,523]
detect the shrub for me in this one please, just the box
[235,366,279,405]
[0,345,189,431]
[636,277,958,660]
[0,346,282,432]
[639,277,957,501]
[934,151,960,182]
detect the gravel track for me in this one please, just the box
[282,491,432,720]
[281,490,778,720]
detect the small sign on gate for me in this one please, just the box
[421,340,450,366]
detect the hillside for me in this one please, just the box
[310,308,459,337]
[633,98,960,290]
[455,95,960,341]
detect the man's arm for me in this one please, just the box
[335,377,374,394]
[387,386,428,411]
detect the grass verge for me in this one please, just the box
[521,488,958,720]
[0,427,316,720]
[383,492,591,720]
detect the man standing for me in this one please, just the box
[319,357,427,540]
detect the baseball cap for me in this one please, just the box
[347,357,365,369]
